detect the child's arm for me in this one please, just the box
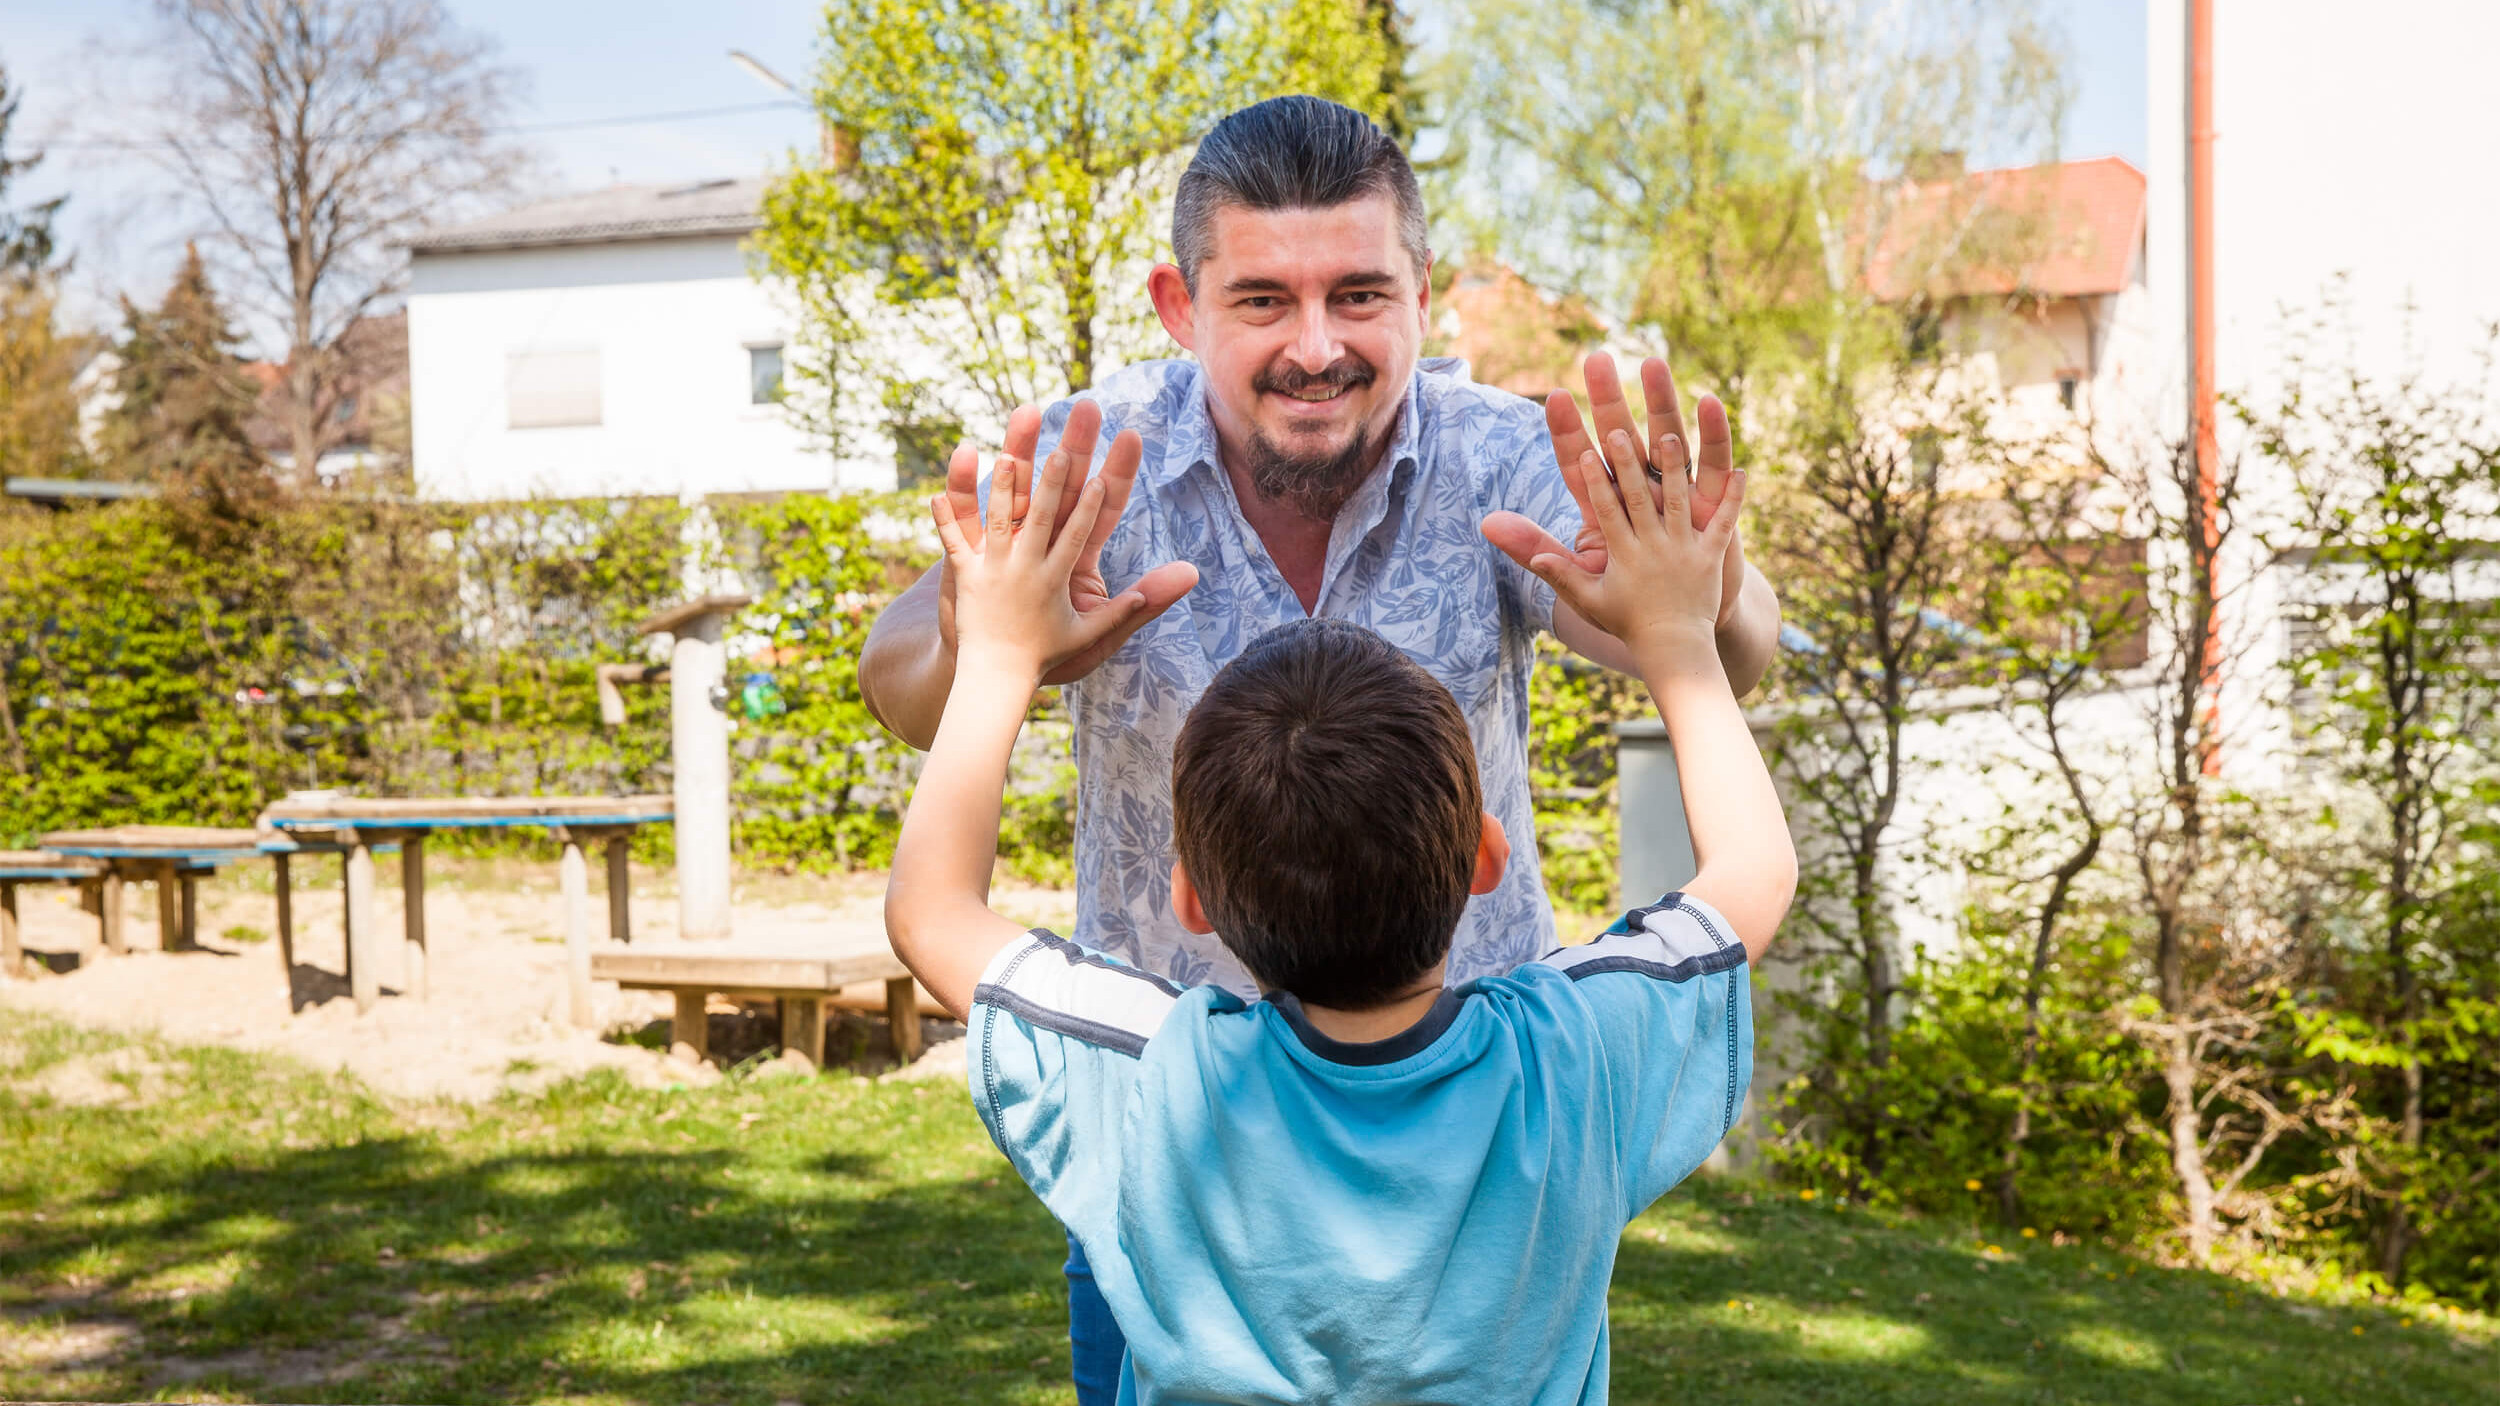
[1520,422,1797,961]
[884,439,1197,1019]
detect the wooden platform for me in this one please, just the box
[0,852,104,977]
[593,944,920,1069]
[258,794,674,1019]
[37,827,270,956]
[260,794,673,826]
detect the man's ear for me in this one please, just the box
[1471,812,1510,896]
[1147,263,1198,354]
[1171,861,1216,934]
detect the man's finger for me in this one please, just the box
[999,404,1042,524]
[1481,510,1573,573]
[1077,429,1144,573]
[1583,353,1645,481]
[1691,394,1735,528]
[1545,389,1600,524]
[1044,400,1104,542]
[945,441,983,525]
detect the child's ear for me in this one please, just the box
[1471,813,1510,896]
[1170,862,1216,934]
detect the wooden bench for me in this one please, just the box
[36,826,268,956]
[592,946,924,1070]
[0,851,104,975]
[261,794,673,1017]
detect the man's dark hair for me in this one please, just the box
[1172,619,1481,1009]
[1171,95,1428,294]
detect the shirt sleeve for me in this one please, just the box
[1533,892,1753,1214]
[1488,413,1583,636]
[968,929,1187,1245]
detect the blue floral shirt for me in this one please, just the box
[1036,357,1582,994]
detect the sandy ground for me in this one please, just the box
[0,857,1073,1102]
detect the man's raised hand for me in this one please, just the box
[1523,429,1749,660]
[935,399,1197,683]
[934,443,1170,679]
[1480,354,1746,634]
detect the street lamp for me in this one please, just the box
[728,50,850,169]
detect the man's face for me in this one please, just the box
[1149,194,1428,520]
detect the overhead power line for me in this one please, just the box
[47,99,811,153]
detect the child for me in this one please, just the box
[884,432,1796,1403]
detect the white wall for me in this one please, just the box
[2145,0,2500,416]
[409,235,891,501]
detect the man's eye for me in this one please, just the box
[1239,296,1280,310]
[1340,292,1383,306]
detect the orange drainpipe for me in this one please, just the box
[2190,0,2222,773]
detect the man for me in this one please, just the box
[861,94,1778,1400]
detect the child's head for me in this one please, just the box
[1171,619,1499,1009]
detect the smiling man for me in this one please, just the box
[859,94,1778,1402]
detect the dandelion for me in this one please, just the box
[2020,1227,2037,1239]
[1800,1189,1817,1201]
[1965,1179,1982,1191]
[2352,1326,2365,1336]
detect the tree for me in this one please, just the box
[0,63,62,278]
[130,0,523,481]
[1763,368,1979,1124]
[2245,312,2500,1287]
[97,244,264,488]
[0,62,86,483]
[1969,448,2145,1228]
[1431,0,2068,422]
[754,0,1394,454]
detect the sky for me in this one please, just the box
[2,0,2146,350]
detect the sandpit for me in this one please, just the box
[0,858,1068,1102]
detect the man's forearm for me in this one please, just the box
[861,570,954,751]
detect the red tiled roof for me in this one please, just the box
[1864,156,2145,301]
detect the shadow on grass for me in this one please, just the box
[1604,1185,2497,1406]
[0,1053,1069,1405]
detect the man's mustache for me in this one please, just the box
[1253,357,1377,399]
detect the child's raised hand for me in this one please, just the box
[931,445,1156,679]
[1524,428,1747,661]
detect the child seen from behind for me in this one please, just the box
[883,424,1797,1403]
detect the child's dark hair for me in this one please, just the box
[1172,619,1482,1009]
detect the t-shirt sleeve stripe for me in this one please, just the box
[1536,892,1745,983]
[972,928,1183,1058]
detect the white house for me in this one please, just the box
[405,178,891,502]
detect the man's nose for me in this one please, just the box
[1284,303,1343,373]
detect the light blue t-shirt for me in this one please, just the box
[967,893,1753,1406]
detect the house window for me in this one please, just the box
[891,418,962,490]
[2056,372,2081,410]
[506,348,602,428]
[748,344,785,405]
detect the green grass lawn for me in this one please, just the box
[3,1012,2493,1405]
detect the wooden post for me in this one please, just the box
[99,871,126,957]
[156,862,185,952]
[179,870,198,951]
[400,835,428,1001]
[605,834,632,944]
[561,834,593,1028]
[669,612,735,942]
[672,989,709,1065]
[273,851,296,975]
[780,995,825,1071]
[886,976,923,1063]
[346,841,379,1014]
[1,881,19,978]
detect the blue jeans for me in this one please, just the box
[1063,1229,1127,1406]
